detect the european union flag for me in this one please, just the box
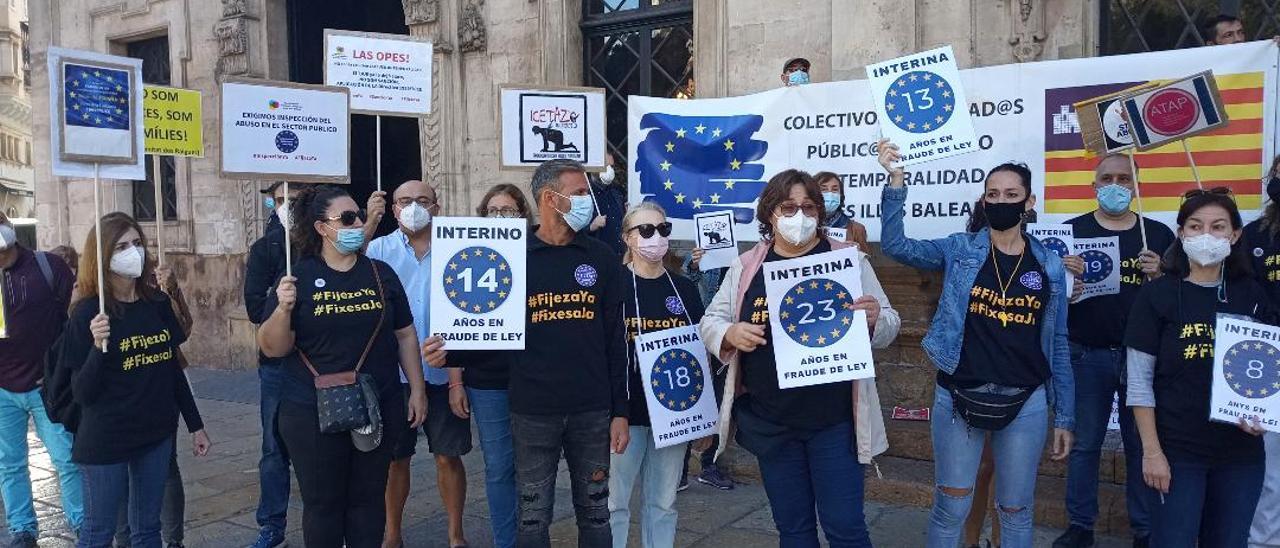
[1222,339,1280,399]
[635,113,768,223]
[63,63,131,131]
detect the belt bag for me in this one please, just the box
[949,383,1035,431]
[300,258,386,435]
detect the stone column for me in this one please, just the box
[830,0,916,81]
[692,0,727,98]
[405,0,472,215]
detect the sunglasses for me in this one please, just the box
[628,222,672,238]
[325,210,367,227]
[776,203,819,217]
[1182,186,1234,200]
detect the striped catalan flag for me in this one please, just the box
[1043,72,1265,215]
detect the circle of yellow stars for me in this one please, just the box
[442,246,512,314]
[651,348,704,412]
[658,123,737,210]
[1223,340,1280,399]
[778,278,856,348]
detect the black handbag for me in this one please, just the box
[948,383,1035,431]
[299,258,386,434]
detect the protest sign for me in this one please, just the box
[47,47,144,179]
[763,246,875,389]
[635,324,719,448]
[428,217,527,350]
[865,45,977,167]
[1122,71,1229,151]
[1027,223,1075,296]
[628,40,1277,242]
[1210,315,1280,433]
[692,210,736,271]
[1074,83,1158,155]
[499,85,605,170]
[824,226,849,242]
[144,86,203,157]
[323,29,432,117]
[220,79,350,183]
[1073,236,1120,301]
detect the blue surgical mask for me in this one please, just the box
[1096,184,1133,215]
[551,190,595,232]
[329,226,366,255]
[788,70,810,86]
[264,197,276,210]
[822,192,842,214]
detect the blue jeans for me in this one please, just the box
[0,387,82,535]
[756,421,871,548]
[1065,343,1152,536]
[928,385,1047,548]
[608,426,683,548]
[1150,452,1264,548]
[256,363,290,533]
[467,387,516,548]
[76,436,173,548]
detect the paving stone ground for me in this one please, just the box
[1,369,1129,547]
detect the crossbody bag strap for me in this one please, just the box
[297,256,389,378]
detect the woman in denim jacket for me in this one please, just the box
[877,140,1074,548]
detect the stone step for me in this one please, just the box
[865,455,1136,536]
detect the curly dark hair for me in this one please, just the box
[289,184,354,259]
[755,169,826,240]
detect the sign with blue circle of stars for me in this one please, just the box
[1079,249,1113,283]
[650,348,704,411]
[865,45,977,168]
[1027,224,1076,299]
[634,324,720,448]
[443,246,513,314]
[763,247,877,389]
[777,278,857,348]
[58,56,141,166]
[429,217,528,350]
[1074,236,1121,301]
[1210,317,1280,434]
[1040,237,1069,258]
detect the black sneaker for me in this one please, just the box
[8,531,36,548]
[1052,525,1095,548]
[696,464,735,490]
[676,476,689,492]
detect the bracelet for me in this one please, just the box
[448,382,464,390]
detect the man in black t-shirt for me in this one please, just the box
[512,159,629,548]
[1053,155,1173,548]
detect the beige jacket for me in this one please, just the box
[699,239,898,464]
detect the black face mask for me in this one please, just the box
[1268,176,1280,204]
[983,199,1027,231]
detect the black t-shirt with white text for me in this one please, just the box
[623,272,705,428]
[739,239,854,430]
[266,255,414,406]
[1067,213,1176,348]
[1124,275,1270,462]
[942,239,1050,388]
[1243,218,1280,308]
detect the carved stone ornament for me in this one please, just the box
[403,0,440,26]
[1009,0,1045,62]
[459,0,487,53]
[214,17,250,77]
[221,0,248,18]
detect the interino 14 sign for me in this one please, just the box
[1122,70,1229,150]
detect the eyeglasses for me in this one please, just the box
[627,222,672,238]
[326,210,367,227]
[776,203,819,217]
[1182,186,1234,200]
[395,197,437,208]
[486,207,521,217]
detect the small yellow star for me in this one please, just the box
[695,123,707,134]
[498,291,507,298]
[784,296,794,305]
[459,300,468,308]
[459,250,469,259]
[69,91,76,98]
[724,139,735,151]
[923,73,932,81]
[824,282,834,290]
[809,280,819,289]
[675,128,687,138]
[473,304,482,312]
[660,160,672,171]
[894,115,903,123]
[888,89,897,97]
[935,116,944,123]
[795,286,805,295]
[502,276,510,284]
[692,198,704,209]
[817,335,827,344]
[488,252,497,261]
[664,180,674,190]
[674,193,686,204]
[837,291,847,299]
[488,301,496,309]
[897,79,906,87]
[841,316,851,326]
[800,334,810,342]
[943,90,952,98]
[923,122,932,130]
[499,264,508,271]
[780,311,789,319]
[712,128,722,138]
[449,262,458,270]
[886,103,895,111]
[787,324,797,333]
[907,122,916,130]
[936,81,945,89]
[445,276,454,284]
[730,159,742,170]
[448,290,457,298]
[831,329,841,338]
[709,193,721,204]
[908,74,917,81]
[665,141,675,152]
[723,180,736,189]
[944,104,953,112]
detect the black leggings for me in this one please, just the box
[278,399,398,548]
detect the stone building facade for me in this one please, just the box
[0,0,32,219]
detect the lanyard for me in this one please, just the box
[628,267,694,339]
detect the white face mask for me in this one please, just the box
[775,211,818,246]
[110,245,145,279]
[0,223,15,251]
[276,204,291,230]
[1181,233,1233,267]
[600,165,616,184]
[398,202,432,233]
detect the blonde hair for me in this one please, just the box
[621,201,668,265]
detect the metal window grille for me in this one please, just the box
[125,35,177,222]
[1100,0,1280,55]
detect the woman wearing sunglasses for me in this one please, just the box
[700,169,899,547]
[58,212,211,548]
[1125,188,1272,548]
[814,171,871,254]
[608,202,706,548]
[440,183,533,548]
[258,185,430,548]
[877,140,1073,548]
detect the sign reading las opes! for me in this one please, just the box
[324,29,433,117]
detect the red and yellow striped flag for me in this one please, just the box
[1044,72,1265,214]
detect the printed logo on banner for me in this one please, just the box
[520,94,587,163]
[777,279,857,348]
[651,348,704,411]
[1079,249,1114,284]
[275,130,299,153]
[574,264,598,287]
[1222,339,1280,398]
[884,71,956,134]
[443,247,514,313]
[636,113,768,223]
